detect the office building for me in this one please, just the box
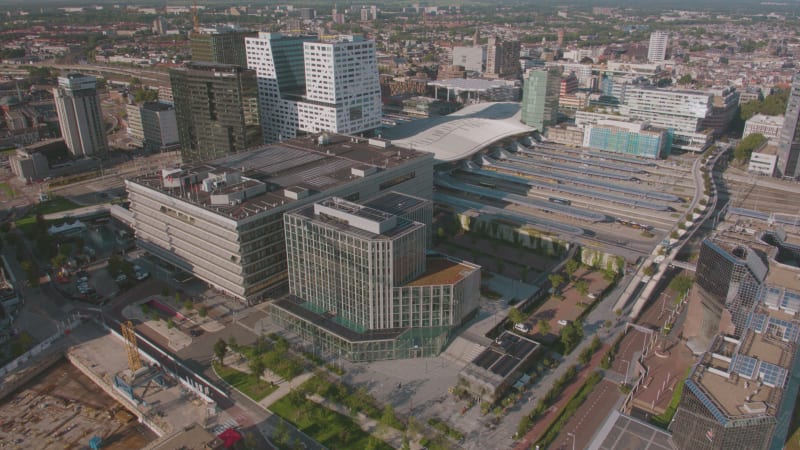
[126,102,145,146]
[687,239,768,351]
[583,120,672,159]
[701,86,740,136]
[125,133,433,303]
[169,62,261,163]
[53,73,108,157]
[486,36,521,78]
[560,72,578,97]
[520,68,560,131]
[777,72,800,178]
[132,101,179,152]
[647,31,669,63]
[245,33,382,144]
[190,28,256,66]
[748,144,779,176]
[672,284,800,450]
[269,192,480,362]
[621,87,712,152]
[744,114,784,143]
[452,46,485,73]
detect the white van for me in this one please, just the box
[514,323,531,333]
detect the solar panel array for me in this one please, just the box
[759,362,787,387]
[766,317,800,343]
[747,313,767,333]
[732,354,758,379]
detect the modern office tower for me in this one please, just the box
[687,239,767,351]
[777,72,800,178]
[270,192,480,362]
[190,28,256,66]
[559,72,578,96]
[744,114,784,142]
[583,120,672,159]
[621,87,712,152]
[139,101,179,152]
[670,286,800,450]
[520,68,561,131]
[246,33,382,144]
[452,46,485,73]
[701,86,740,136]
[486,36,521,77]
[169,62,261,163]
[53,73,108,157]
[126,102,145,146]
[647,31,669,63]
[125,133,433,303]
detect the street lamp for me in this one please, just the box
[567,432,576,450]
[621,359,631,386]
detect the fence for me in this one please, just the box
[0,312,85,379]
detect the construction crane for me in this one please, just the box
[122,321,142,372]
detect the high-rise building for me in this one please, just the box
[245,33,382,144]
[269,192,480,362]
[621,87,712,152]
[126,102,145,146]
[53,73,108,157]
[190,28,256,66]
[647,31,669,63]
[125,134,433,303]
[701,86,740,137]
[777,72,800,178]
[486,36,521,78]
[520,68,561,131]
[169,62,261,163]
[559,71,578,96]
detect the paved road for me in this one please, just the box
[464,275,635,450]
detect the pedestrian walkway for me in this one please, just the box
[513,343,611,450]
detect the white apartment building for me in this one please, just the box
[452,46,485,73]
[648,31,669,63]
[743,114,784,142]
[621,87,712,151]
[246,33,382,143]
[748,143,779,176]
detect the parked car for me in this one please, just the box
[558,319,571,326]
[115,274,128,283]
[514,323,531,333]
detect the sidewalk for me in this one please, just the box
[513,343,611,450]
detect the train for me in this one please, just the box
[548,197,572,206]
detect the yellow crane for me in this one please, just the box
[122,321,142,372]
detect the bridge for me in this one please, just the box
[669,260,697,272]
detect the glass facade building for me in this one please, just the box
[190,30,256,67]
[169,62,262,163]
[777,72,800,178]
[520,68,561,131]
[53,73,108,157]
[270,193,481,362]
[584,120,672,159]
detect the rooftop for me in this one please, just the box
[127,134,430,222]
[405,257,479,287]
[460,331,541,387]
[690,302,799,422]
[428,78,519,92]
[381,102,533,162]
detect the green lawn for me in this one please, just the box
[212,362,278,402]
[0,182,15,198]
[270,392,392,450]
[14,197,81,234]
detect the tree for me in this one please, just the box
[213,338,227,364]
[249,358,266,385]
[198,306,208,317]
[560,322,583,353]
[548,273,564,293]
[669,274,693,295]
[734,133,766,162]
[564,259,579,280]
[677,74,693,85]
[538,319,551,335]
[380,404,400,429]
[575,279,590,296]
[508,307,525,325]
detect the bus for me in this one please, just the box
[548,197,571,206]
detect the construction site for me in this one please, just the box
[0,358,157,449]
[0,319,219,450]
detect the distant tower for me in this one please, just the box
[521,68,561,131]
[777,72,800,177]
[557,29,565,48]
[53,73,108,157]
[648,31,669,63]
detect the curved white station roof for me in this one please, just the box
[382,102,533,162]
